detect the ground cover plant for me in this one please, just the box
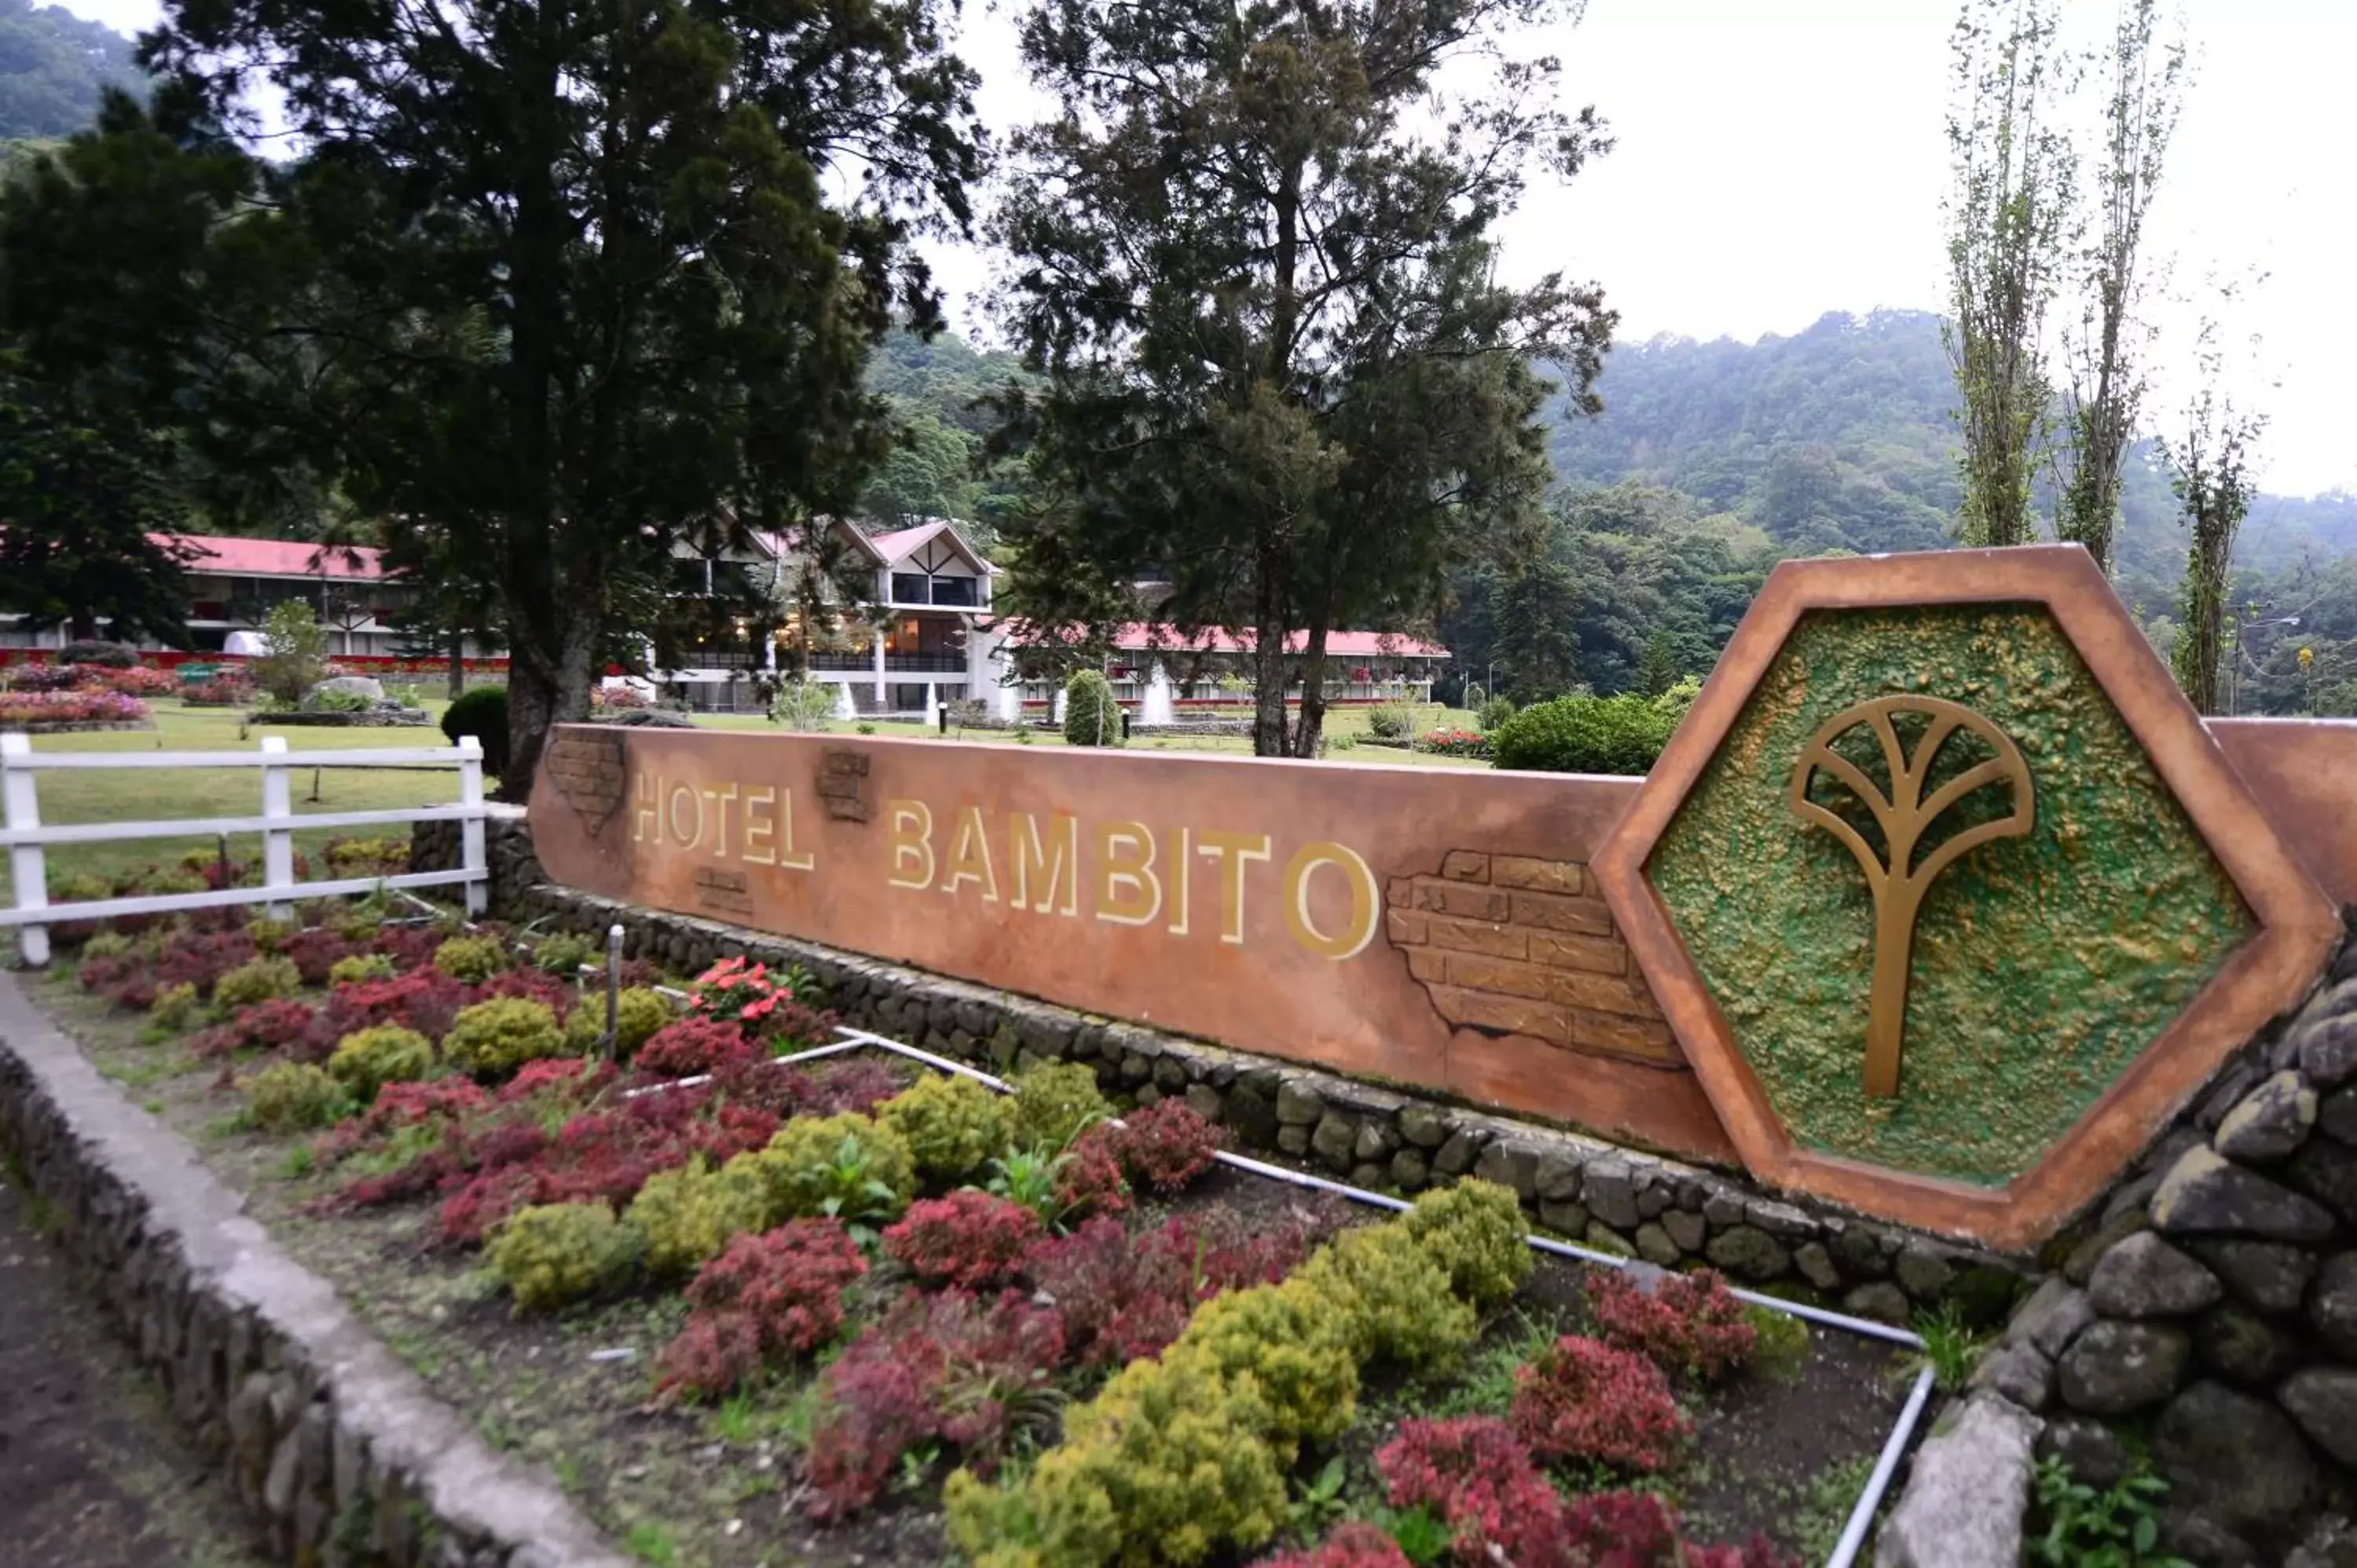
[31,901,1918,1568]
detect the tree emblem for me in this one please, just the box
[1789,696,2035,1099]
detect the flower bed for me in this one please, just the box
[0,687,155,728]
[28,914,1916,1568]
[1413,727,1490,759]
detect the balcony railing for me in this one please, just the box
[801,653,968,675]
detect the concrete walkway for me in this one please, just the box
[0,1164,271,1568]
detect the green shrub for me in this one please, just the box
[753,1112,917,1222]
[1743,1303,1810,1382]
[1168,1277,1360,1443]
[82,930,134,959]
[328,952,398,985]
[1489,691,1677,776]
[442,685,511,777]
[251,600,329,707]
[626,1158,780,1276]
[1365,703,1414,740]
[1062,669,1121,748]
[1477,695,1518,731]
[487,1203,643,1313]
[1655,674,1702,724]
[946,1351,1291,1568]
[148,982,200,1031]
[328,1026,435,1102]
[214,955,302,1008]
[533,932,598,976]
[433,934,509,984]
[1296,1223,1476,1369]
[1009,1061,1110,1152]
[876,1072,1012,1181]
[241,1062,350,1132]
[245,917,295,954]
[442,997,566,1075]
[563,986,672,1058]
[1401,1179,1532,1306]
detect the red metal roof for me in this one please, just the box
[158,533,388,581]
[1008,621,1448,659]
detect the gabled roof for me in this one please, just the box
[871,518,996,575]
[996,621,1450,659]
[753,518,888,567]
[159,533,387,581]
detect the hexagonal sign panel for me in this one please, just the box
[1594,547,2338,1251]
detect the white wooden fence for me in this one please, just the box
[0,733,489,965]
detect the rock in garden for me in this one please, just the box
[1843,1281,1912,1325]
[1634,1223,1681,1267]
[2287,1136,2357,1224]
[2192,1302,2303,1388]
[2150,1379,2322,1537]
[1582,1160,1640,1229]
[2189,1238,2319,1313]
[1390,1148,1429,1191]
[1310,1113,1357,1171]
[1472,1138,1541,1198]
[2150,1146,2337,1242]
[2322,1087,2357,1147]
[2310,1252,2357,1360]
[300,674,387,709]
[2287,1516,2357,1568]
[2278,1367,2357,1467]
[1432,1129,1480,1176]
[1704,1224,1787,1281]
[1968,1343,2054,1412]
[1873,1394,2040,1568]
[2036,1414,2134,1492]
[1396,1105,1447,1148]
[2300,1009,2357,1088]
[2006,1277,2095,1359]
[1532,1151,1583,1203]
[2086,1232,2222,1318]
[1274,1079,1325,1126]
[2057,1321,2190,1415]
[2064,1207,2151,1284]
[1896,1240,1956,1301]
[1662,1208,1708,1255]
[2214,1071,2318,1163]
[1794,1240,1842,1291]
[1834,1223,1893,1278]
[2161,1508,2260,1568]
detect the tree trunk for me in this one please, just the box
[1250,552,1291,757]
[1292,624,1332,759]
[68,607,96,641]
[448,632,465,701]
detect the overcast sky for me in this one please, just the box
[57,0,2357,496]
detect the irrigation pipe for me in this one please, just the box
[629,1020,1939,1565]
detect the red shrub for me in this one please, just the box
[1020,1210,1322,1368]
[1376,1416,1563,1568]
[437,1164,548,1246]
[706,1054,813,1114]
[283,928,357,987]
[636,1018,760,1080]
[100,665,179,698]
[659,1219,868,1398]
[1556,1492,1797,1568]
[369,925,446,972]
[797,1059,906,1116]
[1255,1522,1414,1568]
[656,1313,770,1404]
[152,929,261,998]
[1508,1335,1690,1474]
[804,1355,940,1521]
[882,1191,1043,1290]
[1052,1129,1132,1222]
[1586,1267,1757,1382]
[78,952,140,994]
[319,971,467,1042]
[1106,1100,1222,1192]
[193,998,321,1060]
[471,967,575,1017]
[497,1057,615,1105]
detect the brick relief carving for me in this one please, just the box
[1386,852,1677,1065]
[542,731,626,839]
[815,749,874,822]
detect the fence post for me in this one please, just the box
[260,735,295,921]
[2,732,49,966]
[456,735,488,918]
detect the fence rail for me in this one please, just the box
[0,732,488,965]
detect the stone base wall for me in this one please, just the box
[0,980,629,1568]
[1882,937,2357,1568]
[507,866,2025,1319]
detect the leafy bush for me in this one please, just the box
[214,955,302,1009]
[442,997,566,1075]
[685,954,819,1035]
[635,1018,757,1079]
[563,986,673,1058]
[1489,691,1679,775]
[1259,1522,1415,1568]
[327,1026,435,1102]
[1743,1305,1810,1382]
[1062,669,1122,747]
[60,639,137,668]
[1050,1130,1133,1223]
[1376,1416,1561,1568]
[200,998,321,1058]
[282,927,356,986]
[432,934,509,984]
[1508,1335,1691,1472]
[1010,1061,1111,1152]
[322,836,411,878]
[5,661,92,691]
[1413,728,1489,759]
[251,600,331,708]
[486,1202,643,1313]
[1558,1490,1794,1568]
[0,687,155,726]
[1103,1099,1222,1192]
[148,982,200,1031]
[244,917,295,953]
[770,679,838,731]
[1365,703,1414,739]
[657,1219,869,1397]
[329,953,399,986]
[102,665,178,697]
[627,1158,783,1277]
[1297,1223,1476,1369]
[755,1112,917,1223]
[181,676,256,707]
[442,685,511,776]
[1476,696,1517,731]
[1167,1277,1360,1444]
[1401,1180,1532,1306]
[82,930,134,960]
[876,1072,1012,1181]
[882,1191,1043,1289]
[1587,1267,1758,1382]
[240,1061,350,1131]
[533,932,598,976]
[320,971,467,1043]
[1021,1211,1323,1369]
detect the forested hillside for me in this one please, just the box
[0,0,137,139]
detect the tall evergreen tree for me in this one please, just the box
[2165,321,2264,716]
[990,0,1614,758]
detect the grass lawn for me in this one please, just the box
[5,698,467,898]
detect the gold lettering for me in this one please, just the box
[1196,830,1273,946]
[1284,840,1379,960]
[1168,828,1192,935]
[1095,822,1162,927]
[1010,812,1080,915]
[943,804,999,902]
[742,786,777,866]
[702,784,738,859]
[666,782,703,850]
[775,787,815,872]
[886,798,937,889]
[632,772,658,842]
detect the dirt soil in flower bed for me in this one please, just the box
[27,958,1915,1568]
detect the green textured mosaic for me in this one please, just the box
[1650,604,2256,1186]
